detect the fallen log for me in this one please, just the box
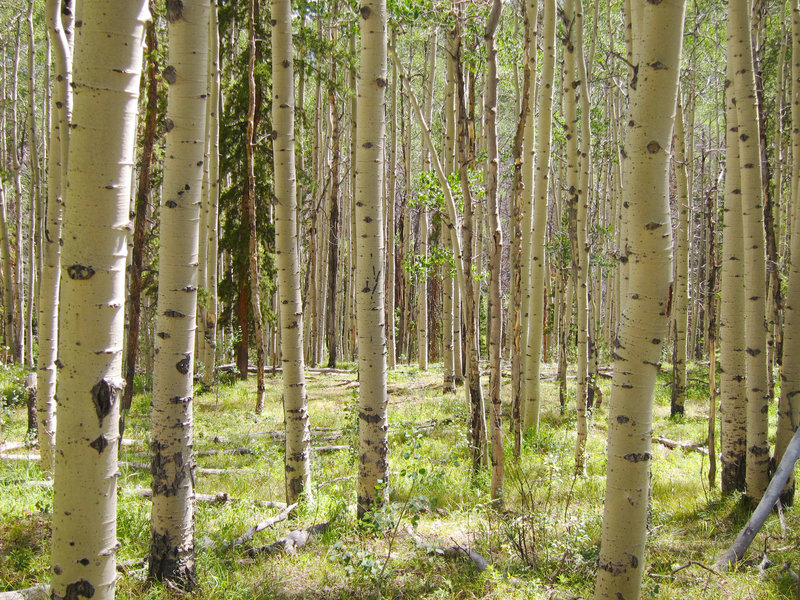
[653,436,709,455]
[715,427,800,571]
[231,503,297,548]
[0,453,40,461]
[0,442,26,452]
[247,522,329,557]
[121,461,257,476]
[217,363,354,375]
[0,585,49,600]
[126,487,286,508]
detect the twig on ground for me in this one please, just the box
[230,503,298,548]
[246,522,329,557]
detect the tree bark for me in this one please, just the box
[272,0,312,505]
[355,0,389,519]
[593,0,684,596]
[729,0,771,500]
[148,0,210,588]
[51,2,147,598]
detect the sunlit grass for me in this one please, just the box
[1,360,798,598]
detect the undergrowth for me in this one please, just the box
[0,361,797,599]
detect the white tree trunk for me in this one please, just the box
[272,0,311,504]
[51,2,148,598]
[593,0,685,597]
[356,0,389,519]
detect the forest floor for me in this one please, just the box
[0,360,798,599]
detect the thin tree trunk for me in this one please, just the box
[246,0,266,413]
[484,0,504,504]
[671,97,690,416]
[719,58,748,494]
[272,0,312,504]
[356,0,389,520]
[123,5,158,415]
[37,0,72,475]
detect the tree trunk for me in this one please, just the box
[37,0,72,475]
[148,0,210,587]
[272,0,311,505]
[719,58,748,495]
[51,2,147,598]
[593,0,684,596]
[730,0,771,501]
[671,97,689,416]
[246,0,266,413]
[484,0,504,504]
[523,0,554,431]
[123,4,158,415]
[355,0,389,519]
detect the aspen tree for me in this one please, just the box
[197,0,220,387]
[484,0,504,502]
[325,9,341,369]
[593,0,685,596]
[355,0,389,519]
[455,25,487,470]
[523,0,555,431]
[563,0,590,472]
[272,0,311,504]
[510,0,533,445]
[729,0,770,500]
[671,96,689,416]
[720,62,747,494]
[387,29,397,370]
[123,3,158,420]
[148,0,210,587]
[50,1,148,598]
[417,29,437,372]
[37,0,72,474]
[246,0,266,412]
[775,0,800,502]
[26,0,40,371]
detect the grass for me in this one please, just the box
[0,359,798,599]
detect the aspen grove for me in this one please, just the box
[5,0,800,599]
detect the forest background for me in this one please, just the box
[0,0,799,598]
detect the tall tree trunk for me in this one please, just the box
[671,96,690,416]
[523,0,554,431]
[148,0,210,587]
[246,0,266,413]
[123,4,158,416]
[356,0,389,520]
[484,0,504,504]
[325,16,341,369]
[455,27,487,471]
[386,29,397,370]
[417,30,437,372]
[593,0,684,596]
[26,0,40,370]
[272,0,311,504]
[719,58,748,494]
[37,0,72,475]
[510,0,533,448]
[729,0,770,501]
[51,2,147,598]
[198,0,220,387]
